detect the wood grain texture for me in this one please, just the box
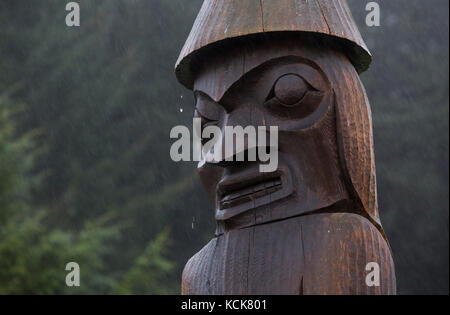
[182,213,396,295]
[193,36,383,230]
[301,213,396,295]
[261,0,329,33]
[177,3,396,295]
[320,51,381,226]
[175,0,372,89]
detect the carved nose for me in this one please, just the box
[214,139,261,167]
[203,106,273,167]
[204,128,272,167]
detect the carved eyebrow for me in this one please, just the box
[194,90,214,104]
[218,57,328,105]
[194,76,239,104]
[194,56,327,105]
[193,58,281,103]
[194,91,223,120]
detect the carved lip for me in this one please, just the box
[219,177,283,210]
[216,168,293,221]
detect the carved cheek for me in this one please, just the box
[277,102,345,193]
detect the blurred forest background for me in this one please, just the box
[0,0,448,294]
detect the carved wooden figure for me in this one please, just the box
[175,0,396,295]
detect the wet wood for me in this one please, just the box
[176,0,371,89]
[183,214,396,295]
[176,1,396,296]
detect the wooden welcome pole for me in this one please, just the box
[175,0,396,295]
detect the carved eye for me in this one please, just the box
[274,74,310,106]
[264,74,324,119]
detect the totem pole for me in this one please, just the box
[175,0,396,295]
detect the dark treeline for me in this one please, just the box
[0,0,448,294]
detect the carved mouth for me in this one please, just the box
[220,177,282,210]
[216,168,293,221]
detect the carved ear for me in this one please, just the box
[331,59,381,227]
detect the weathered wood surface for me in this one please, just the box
[183,213,396,295]
[176,0,372,89]
[193,35,381,228]
[176,1,396,295]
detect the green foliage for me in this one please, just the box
[0,0,208,295]
[0,101,32,222]
[0,97,124,294]
[115,228,175,295]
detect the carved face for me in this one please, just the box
[192,36,379,230]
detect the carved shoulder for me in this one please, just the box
[181,238,218,295]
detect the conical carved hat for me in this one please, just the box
[175,0,372,89]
